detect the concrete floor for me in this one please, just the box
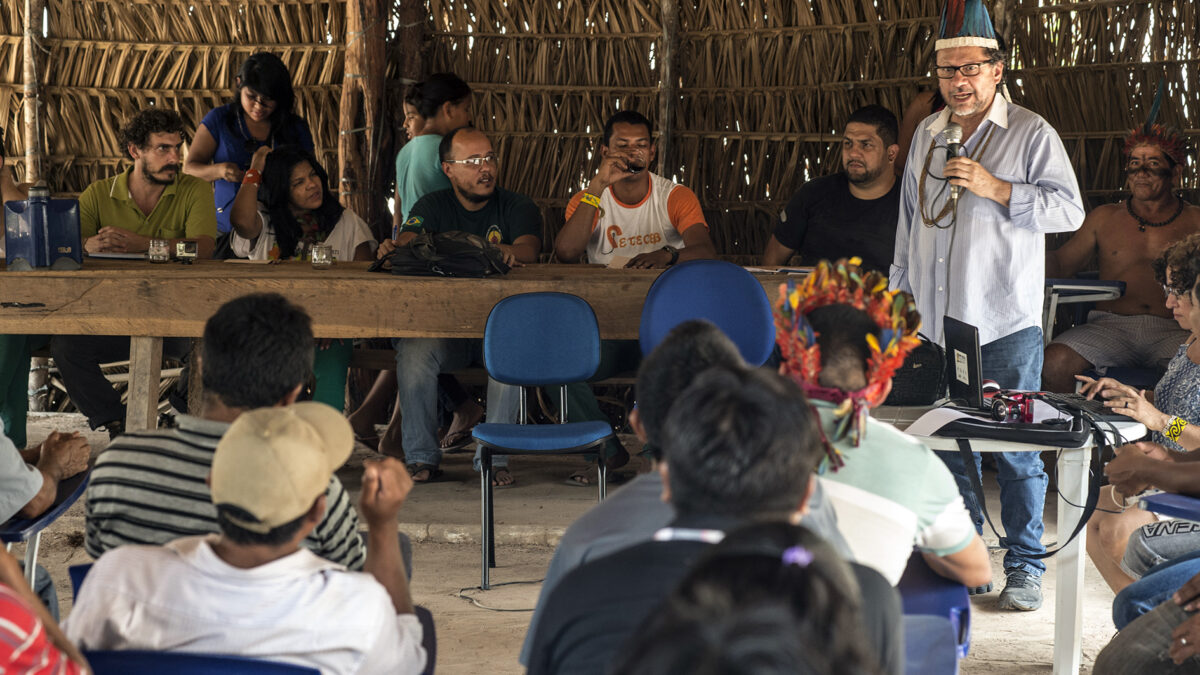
[23,412,1120,673]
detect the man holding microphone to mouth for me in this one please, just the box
[892,0,1085,611]
[554,110,715,269]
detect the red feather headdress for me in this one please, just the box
[774,258,922,470]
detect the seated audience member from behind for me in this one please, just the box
[612,523,879,675]
[763,105,902,272]
[554,110,715,268]
[85,293,366,570]
[525,366,903,675]
[67,404,427,674]
[776,259,989,588]
[1043,123,1200,392]
[52,108,217,437]
[385,127,541,487]
[518,320,853,667]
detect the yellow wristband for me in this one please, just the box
[1165,416,1189,443]
[579,192,602,209]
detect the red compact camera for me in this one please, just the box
[982,381,1035,423]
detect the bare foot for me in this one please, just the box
[492,467,515,489]
[378,420,404,460]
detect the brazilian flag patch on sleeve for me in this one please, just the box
[399,216,424,235]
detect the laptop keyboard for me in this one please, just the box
[1037,392,1129,421]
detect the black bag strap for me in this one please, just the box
[955,424,1105,559]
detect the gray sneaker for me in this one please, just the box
[997,570,1043,611]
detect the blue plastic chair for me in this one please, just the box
[73,563,438,675]
[639,259,776,366]
[897,551,971,662]
[83,650,319,674]
[1,470,89,585]
[473,292,615,589]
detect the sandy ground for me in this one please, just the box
[21,412,1119,674]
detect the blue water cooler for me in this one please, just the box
[3,183,82,271]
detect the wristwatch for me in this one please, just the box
[662,245,679,266]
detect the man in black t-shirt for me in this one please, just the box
[389,128,543,487]
[763,105,901,272]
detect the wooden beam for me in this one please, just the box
[657,0,679,175]
[23,0,45,184]
[339,0,389,239]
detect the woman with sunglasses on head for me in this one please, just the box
[184,52,314,239]
[229,144,375,411]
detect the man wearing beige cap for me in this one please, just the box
[66,403,426,674]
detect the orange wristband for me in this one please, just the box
[243,169,262,185]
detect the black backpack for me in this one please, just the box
[369,231,511,277]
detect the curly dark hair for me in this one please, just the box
[1153,233,1200,295]
[119,109,186,156]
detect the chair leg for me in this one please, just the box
[487,469,496,569]
[480,452,491,591]
[23,534,39,586]
[598,456,607,502]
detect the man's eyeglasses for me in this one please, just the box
[1163,284,1185,299]
[444,154,498,169]
[933,61,997,79]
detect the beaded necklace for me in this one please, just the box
[1126,197,1187,232]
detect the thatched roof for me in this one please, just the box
[2,0,1196,257]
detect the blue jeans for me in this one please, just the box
[1113,550,1200,629]
[393,338,520,470]
[936,326,1048,576]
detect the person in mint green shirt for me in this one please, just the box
[52,109,212,436]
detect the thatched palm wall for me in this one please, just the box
[1,1,1196,258]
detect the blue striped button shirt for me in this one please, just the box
[891,95,1085,345]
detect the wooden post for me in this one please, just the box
[993,0,1012,56]
[22,0,45,184]
[382,0,426,238]
[657,0,679,175]
[339,0,389,239]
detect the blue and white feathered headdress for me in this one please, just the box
[935,0,1000,51]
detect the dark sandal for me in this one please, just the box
[407,463,445,483]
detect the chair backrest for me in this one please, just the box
[639,259,776,366]
[483,292,601,386]
[897,551,971,659]
[69,563,92,597]
[83,650,320,674]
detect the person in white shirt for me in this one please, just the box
[66,402,427,675]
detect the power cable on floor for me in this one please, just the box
[456,579,543,612]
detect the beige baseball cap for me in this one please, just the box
[211,402,353,533]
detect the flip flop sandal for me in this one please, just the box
[407,463,445,483]
[563,468,631,487]
[439,428,477,452]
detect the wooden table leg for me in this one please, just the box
[1054,446,1087,675]
[126,336,162,432]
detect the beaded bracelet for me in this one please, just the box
[1165,416,1189,443]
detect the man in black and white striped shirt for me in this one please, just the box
[84,293,366,569]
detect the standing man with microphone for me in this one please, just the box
[892,0,1085,611]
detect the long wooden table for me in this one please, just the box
[0,259,784,429]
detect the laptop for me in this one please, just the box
[943,316,984,409]
[943,316,1128,421]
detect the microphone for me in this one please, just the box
[944,123,963,211]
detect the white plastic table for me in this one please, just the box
[874,406,1144,675]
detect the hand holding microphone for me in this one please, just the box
[943,122,963,211]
